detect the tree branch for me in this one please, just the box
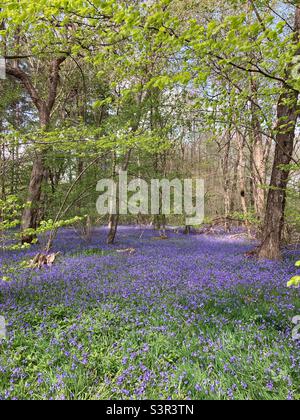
[5,64,43,112]
[47,56,67,112]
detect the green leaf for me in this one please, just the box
[287,276,300,288]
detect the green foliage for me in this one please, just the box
[23,216,85,239]
[0,195,25,231]
[231,211,260,226]
[287,261,300,288]
[0,196,30,251]
[0,195,85,251]
[288,276,300,288]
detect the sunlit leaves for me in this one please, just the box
[287,261,300,288]
[287,276,300,288]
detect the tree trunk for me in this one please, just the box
[21,107,49,243]
[259,5,300,260]
[230,154,239,212]
[220,135,231,231]
[106,137,134,244]
[107,153,133,243]
[6,57,66,244]
[0,121,6,199]
[251,80,266,221]
[237,132,248,220]
[252,134,266,221]
[258,91,299,259]
[37,168,49,225]
[21,153,45,243]
[107,213,119,245]
[184,225,191,235]
[154,214,161,230]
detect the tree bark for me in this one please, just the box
[107,213,119,245]
[259,6,300,259]
[21,153,45,243]
[106,97,141,245]
[251,80,266,221]
[21,107,49,243]
[258,90,299,259]
[106,148,132,245]
[220,134,231,231]
[230,154,239,212]
[237,132,248,220]
[184,225,191,235]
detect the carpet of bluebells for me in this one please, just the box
[0,227,299,400]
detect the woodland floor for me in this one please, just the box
[0,227,299,400]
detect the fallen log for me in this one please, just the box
[152,235,168,240]
[116,248,136,255]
